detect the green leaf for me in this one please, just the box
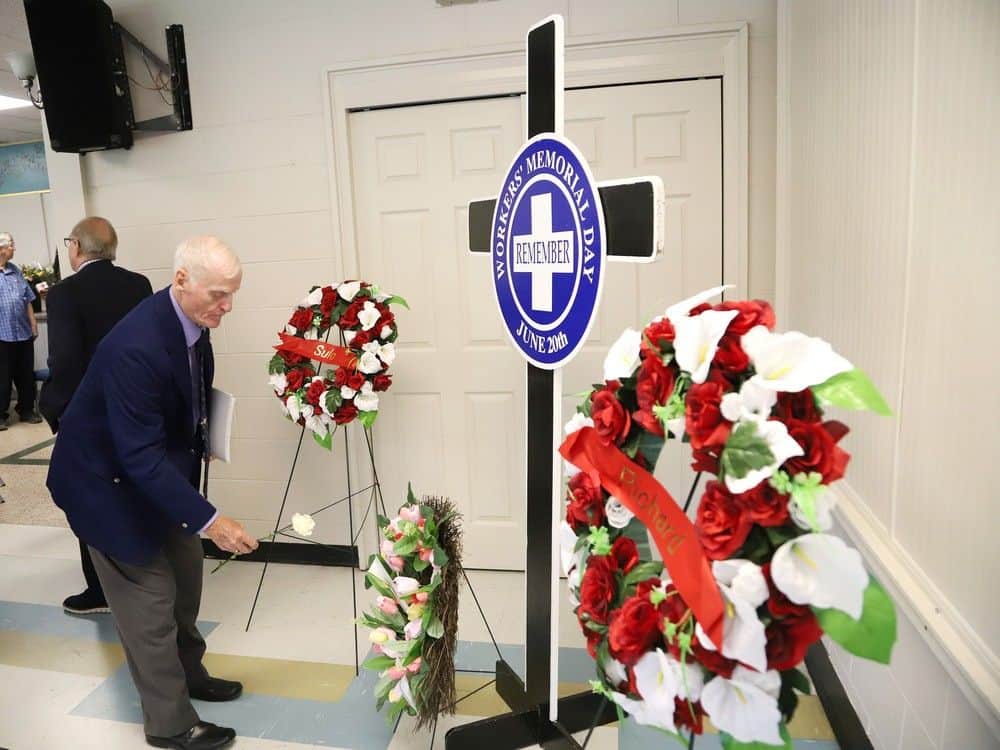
[635,430,665,468]
[813,369,892,415]
[720,422,775,480]
[406,483,418,505]
[763,525,799,549]
[720,724,791,750]
[432,547,448,567]
[359,409,378,428]
[384,294,410,309]
[268,354,285,375]
[362,653,395,672]
[814,577,896,664]
[325,389,342,414]
[786,667,812,695]
[413,557,429,573]
[313,430,333,450]
[394,538,418,556]
[623,561,664,587]
[426,614,444,639]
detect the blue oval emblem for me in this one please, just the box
[491,134,606,369]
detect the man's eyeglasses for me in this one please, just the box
[63,237,78,247]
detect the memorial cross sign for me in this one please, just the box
[451,15,665,750]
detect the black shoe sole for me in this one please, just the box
[188,686,243,702]
[63,604,111,615]
[146,733,236,749]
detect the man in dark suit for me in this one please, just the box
[48,236,257,750]
[39,216,153,616]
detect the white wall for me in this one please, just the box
[779,1,999,747]
[57,0,778,546]
[0,191,51,268]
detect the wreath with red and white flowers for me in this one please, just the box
[558,286,896,748]
[267,281,407,447]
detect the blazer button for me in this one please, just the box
[189,448,196,455]
[112,477,121,484]
[181,523,188,529]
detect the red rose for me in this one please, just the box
[784,419,850,484]
[685,381,731,450]
[591,386,631,446]
[636,356,675,412]
[713,299,776,336]
[351,329,372,348]
[736,482,789,527]
[372,374,392,392]
[642,317,675,357]
[608,593,662,666]
[285,368,310,392]
[288,308,313,331]
[338,299,364,328]
[695,480,752,560]
[320,286,337,315]
[377,307,395,331]
[332,367,349,387]
[765,614,822,671]
[578,555,617,627]
[347,372,366,391]
[566,472,606,532]
[712,335,750,374]
[775,389,823,423]
[674,698,705,736]
[333,402,358,424]
[691,447,721,474]
[305,378,326,407]
[633,409,664,437]
[610,536,639,574]
[279,350,308,367]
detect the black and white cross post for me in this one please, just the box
[449,15,665,750]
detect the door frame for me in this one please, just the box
[323,22,749,294]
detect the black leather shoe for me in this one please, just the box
[63,591,110,615]
[146,721,235,749]
[188,676,243,702]
[18,412,43,424]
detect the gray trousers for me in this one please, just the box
[89,530,210,737]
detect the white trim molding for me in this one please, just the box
[832,481,1000,735]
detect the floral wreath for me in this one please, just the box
[360,489,462,728]
[558,286,897,748]
[267,281,407,447]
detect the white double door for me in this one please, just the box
[348,79,722,570]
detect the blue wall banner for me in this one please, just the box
[490,134,606,369]
[0,140,49,196]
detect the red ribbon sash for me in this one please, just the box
[274,333,357,369]
[560,427,724,647]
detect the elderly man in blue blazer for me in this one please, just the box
[48,236,258,750]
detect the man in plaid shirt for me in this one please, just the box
[0,232,42,430]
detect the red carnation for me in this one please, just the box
[610,536,639,574]
[285,368,310,392]
[372,374,392,392]
[765,614,823,671]
[288,307,313,331]
[279,350,308,367]
[591,386,631,446]
[695,480,752,560]
[712,335,751,374]
[633,356,675,438]
[320,286,338,315]
[578,555,617,628]
[332,367,349,387]
[607,593,662,666]
[784,419,850,484]
[339,299,364,328]
[305,378,326,407]
[377,307,395,331]
[775,389,823,423]
[333,402,358,424]
[685,381,731,450]
[566,472,606,532]
[736,482,789,527]
[351,329,372,348]
[347,372,366,391]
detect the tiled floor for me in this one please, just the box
[0,429,839,749]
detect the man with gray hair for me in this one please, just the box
[40,217,153,616]
[48,236,257,750]
[0,231,41,429]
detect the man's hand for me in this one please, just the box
[205,515,258,555]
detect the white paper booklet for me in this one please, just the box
[209,388,235,463]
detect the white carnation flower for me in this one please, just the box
[380,325,393,339]
[291,513,316,537]
[355,382,379,412]
[341,385,356,400]
[358,351,382,374]
[301,288,323,307]
[378,342,396,366]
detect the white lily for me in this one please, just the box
[771,533,868,619]
[269,373,287,395]
[301,287,323,307]
[695,582,768,673]
[603,657,629,688]
[608,690,675,734]
[358,351,382,374]
[286,394,302,422]
[378,342,396,366]
[673,309,739,384]
[604,497,634,529]
[713,559,769,608]
[305,412,328,437]
[358,301,380,331]
[702,667,783,746]
[603,328,642,381]
[632,650,680,731]
[724,419,803,495]
[665,284,734,323]
[338,280,361,301]
[742,326,853,393]
[720,380,777,424]
[355,382,379,412]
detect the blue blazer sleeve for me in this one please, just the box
[103,347,216,532]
